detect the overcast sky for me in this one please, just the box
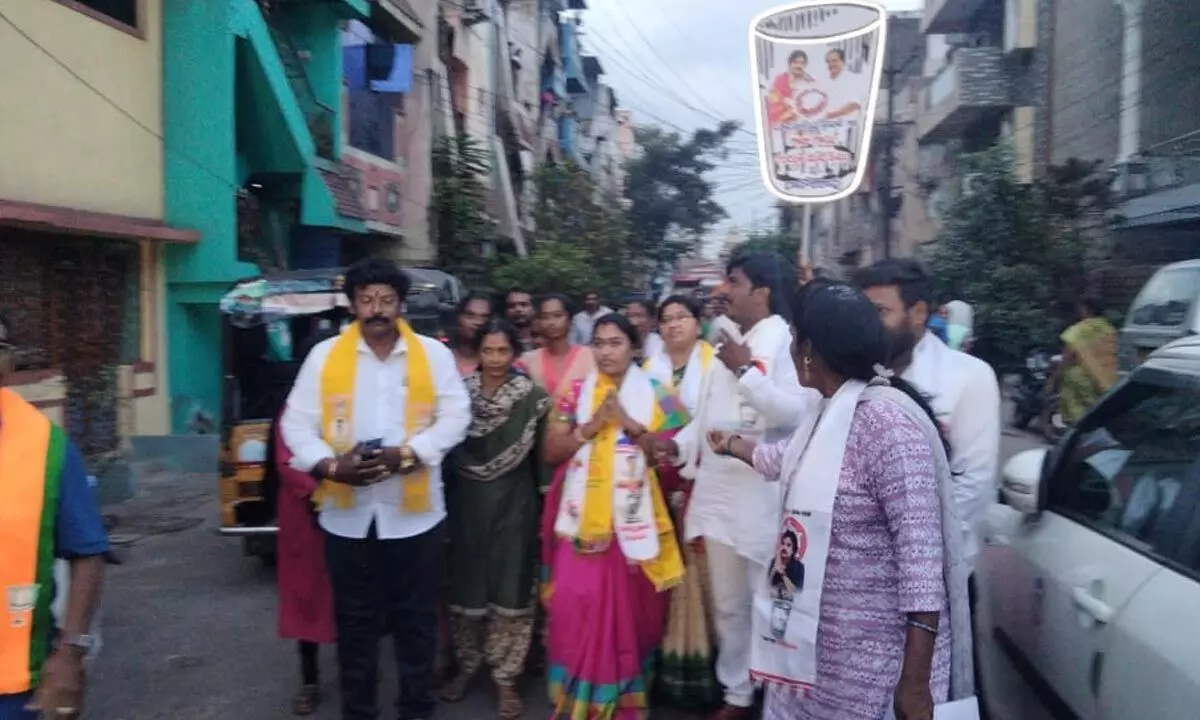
[580,0,922,252]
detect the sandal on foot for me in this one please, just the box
[497,683,523,720]
[439,673,473,703]
[291,684,320,716]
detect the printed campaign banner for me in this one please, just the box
[750,1,887,203]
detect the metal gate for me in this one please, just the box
[0,232,136,455]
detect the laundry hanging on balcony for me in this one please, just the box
[343,44,413,93]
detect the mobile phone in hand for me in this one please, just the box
[360,438,384,459]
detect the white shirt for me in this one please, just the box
[280,330,471,540]
[901,332,1002,570]
[674,315,820,565]
[825,71,862,120]
[570,307,613,345]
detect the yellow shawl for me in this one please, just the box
[312,320,435,512]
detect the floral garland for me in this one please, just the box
[794,88,828,118]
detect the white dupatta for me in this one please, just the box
[554,366,661,562]
[750,379,977,714]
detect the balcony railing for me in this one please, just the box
[1114,155,1200,200]
[918,46,1011,142]
[256,0,337,158]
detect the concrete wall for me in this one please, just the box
[1139,2,1200,150]
[1047,0,1121,165]
[401,0,443,263]
[1048,0,1200,164]
[6,244,170,441]
[0,0,163,219]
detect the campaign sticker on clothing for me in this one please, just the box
[6,583,39,627]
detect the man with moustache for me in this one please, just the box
[853,259,1001,605]
[282,258,471,720]
[503,288,537,353]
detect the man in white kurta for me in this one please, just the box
[665,255,819,720]
[855,259,1001,576]
[281,258,470,720]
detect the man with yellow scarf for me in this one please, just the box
[0,313,108,720]
[280,259,470,720]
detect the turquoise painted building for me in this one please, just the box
[162,0,371,431]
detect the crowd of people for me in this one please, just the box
[0,251,1005,720]
[264,253,1003,720]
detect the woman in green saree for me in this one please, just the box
[1059,296,1119,426]
[442,319,552,718]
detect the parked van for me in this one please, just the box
[1120,259,1200,370]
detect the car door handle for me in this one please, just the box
[1072,587,1114,624]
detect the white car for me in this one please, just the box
[977,335,1200,720]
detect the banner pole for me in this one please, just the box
[799,203,812,270]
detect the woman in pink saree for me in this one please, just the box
[540,314,686,719]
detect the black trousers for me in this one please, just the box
[325,522,445,720]
[969,573,984,699]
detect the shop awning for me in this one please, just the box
[0,199,199,243]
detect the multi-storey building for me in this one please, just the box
[339,6,424,264]
[161,0,373,431]
[918,0,1044,224]
[0,0,188,470]
[1089,1,1200,264]
[786,12,929,271]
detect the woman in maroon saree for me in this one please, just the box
[275,417,335,715]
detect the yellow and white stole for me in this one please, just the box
[642,340,714,418]
[312,320,436,513]
[554,366,685,591]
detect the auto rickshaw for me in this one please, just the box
[216,266,463,561]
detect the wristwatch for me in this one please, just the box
[397,446,418,472]
[59,633,96,656]
[735,363,754,379]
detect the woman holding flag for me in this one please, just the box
[641,295,720,710]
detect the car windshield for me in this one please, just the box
[1128,266,1200,327]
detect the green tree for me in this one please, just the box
[624,121,741,278]
[492,241,597,298]
[493,164,635,296]
[432,134,499,290]
[732,232,799,262]
[929,145,1113,370]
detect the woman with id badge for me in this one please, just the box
[708,283,977,720]
[539,314,687,719]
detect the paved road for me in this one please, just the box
[83,428,1045,720]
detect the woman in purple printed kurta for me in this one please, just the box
[751,399,952,720]
[703,280,974,720]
